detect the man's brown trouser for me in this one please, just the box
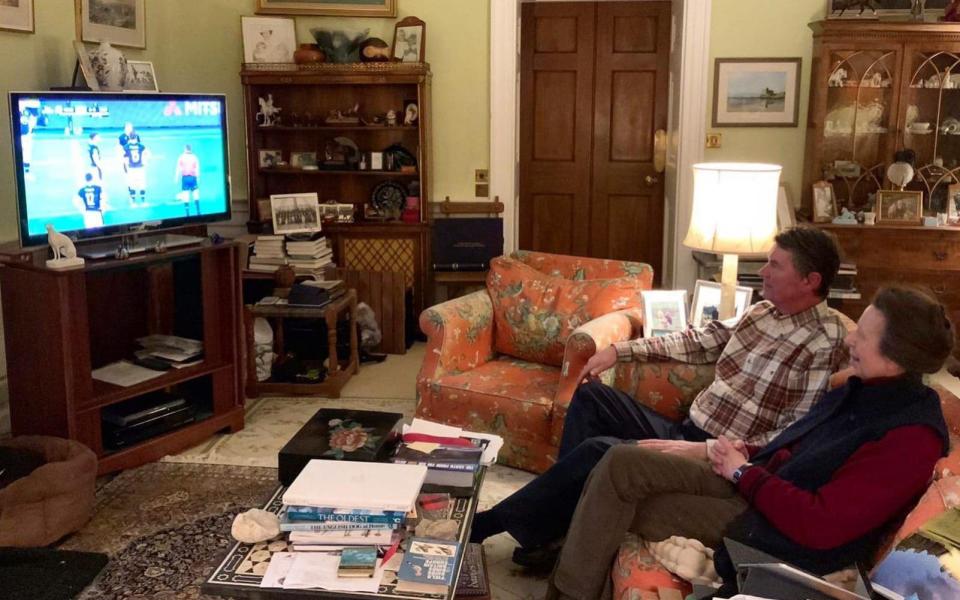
[547,444,748,600]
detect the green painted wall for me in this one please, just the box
[0,0,489,243]
[705,0,827,205]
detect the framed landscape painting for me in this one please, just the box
[712,58,802,127]
[255,0,396,17]
[0,0,34,33]
[76,0,146,48]
[826,0,951,19]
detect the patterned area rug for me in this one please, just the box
[58,462,278,600]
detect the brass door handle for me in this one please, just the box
[653,129,667,173]
[645,175,659,185]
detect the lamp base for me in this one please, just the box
[719,253,739,320]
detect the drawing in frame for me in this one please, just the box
[392,16,426,63]
[256,0,396,17]
[76,0,146,49]
[0,0,34,33]
[826,0,951,19]
[812,180,838,223]
[241,16,296,64]
[689,280,753,328]
[271,192,321,235]
[641,290,688,338]
[123,60,158,92]
[712,58,801,127]
[876,190,923,225]
[73,41,101,91]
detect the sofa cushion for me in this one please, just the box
[486,257,647,366]
[612,533,693,599]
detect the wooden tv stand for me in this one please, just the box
[0,241,245,474]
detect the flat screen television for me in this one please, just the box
[9,91,231,247]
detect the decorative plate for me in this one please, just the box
[371,181,407,217]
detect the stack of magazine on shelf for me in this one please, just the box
[828,262,860,300]
[134,334,203,370]
[248,235,286,273]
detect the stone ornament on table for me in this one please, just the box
[231,508,281,543]
[45,224,84,270]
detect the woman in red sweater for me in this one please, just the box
[546,286,954,600]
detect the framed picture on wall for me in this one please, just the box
[641,290,688,338]
[76,0,146,48]
[826,0,952,19]
[0,0,34,33]
[255,0,396,17]
[712,58,802,127]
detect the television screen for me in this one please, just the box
[10,92,231,246]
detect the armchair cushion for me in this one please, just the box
[486,256,648,366]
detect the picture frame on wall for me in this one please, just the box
[712,58,802,127]
[123,60,158,92]
[392,16,426,63]
[73,41,101,91]
[271,193,321,235]
[76,0,146,48]
[641,290,688,338]
[876,190,923,225]
[0,0,34,33]
[812,180,837,223]
[255,0,396,17]
[241,16,296,64]
[689,280,753,328]
[826,0,951,19]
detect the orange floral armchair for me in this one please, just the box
[415,250,654,473]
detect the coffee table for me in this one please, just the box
[201,468,485,599]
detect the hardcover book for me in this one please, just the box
[279,512,397,532]
[278,408,403,486]
[395,537,461,595]
[337,546,378,578]
[282,460,427,512]
[284,506,406,526]
[454,543,490,599]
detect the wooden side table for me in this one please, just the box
[244,289,359,398]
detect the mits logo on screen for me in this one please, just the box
[163,101,221,117]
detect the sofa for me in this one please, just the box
[416,250,654,473]
[608,351,960,598]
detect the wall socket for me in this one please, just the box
[475,169,489,183]
[705,133,722,149]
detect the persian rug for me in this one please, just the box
[58,462,278,600]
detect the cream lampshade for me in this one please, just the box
[684,162,782,319]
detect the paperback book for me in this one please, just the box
[395,537,461,595]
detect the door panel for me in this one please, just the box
[519,1,670,282]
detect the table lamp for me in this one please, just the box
[684,163,782,319]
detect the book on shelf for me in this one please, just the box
[249,256,288,266]
[454,543,490,599]
[395,537,461,595]
[281,459,427,512]
[246,263,282,273]
[828,289,861,300]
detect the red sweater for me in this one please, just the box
[737,425,941,550]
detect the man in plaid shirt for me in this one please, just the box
[470,226,848,567]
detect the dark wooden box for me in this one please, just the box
[278,408,403,486]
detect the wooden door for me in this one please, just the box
[519,1,671,279]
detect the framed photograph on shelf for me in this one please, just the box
[812,180,837,223]
[689,280,753,328]
[76,0,146,48]
[290,151,318,169]
[0,0,33,33]
[123,60,158,92]
[258,149,282,168]
[241,16,296,64]
[876,190,923,225]
[712,58,801,127]
[72,41,101,91]
[255,0,396,17]
[392,16,425,63]
[641,290,688,338]
[271,193,321,235]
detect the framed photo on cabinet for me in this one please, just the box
[689,280,753,328]
[876,190,923,226]
[392,16,425,63]
[712,58,801,127]
[812,181,837,223]
[76,0,146,48]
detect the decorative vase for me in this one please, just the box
[88,40,127,90]
[293,43,325,65]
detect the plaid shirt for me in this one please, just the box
[614,300,848,445]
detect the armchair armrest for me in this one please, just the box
[612,360,716,423]
[549,309,643,446]
[417,290,497,385]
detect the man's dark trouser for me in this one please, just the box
[486,381,711,548]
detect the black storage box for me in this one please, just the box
[278,408,403,486]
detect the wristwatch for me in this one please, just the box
[731,463,752,484]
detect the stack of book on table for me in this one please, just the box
[828,262,860,300]
[286,236,334,274]
[390,435,485,492]
[248,235,286,273]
